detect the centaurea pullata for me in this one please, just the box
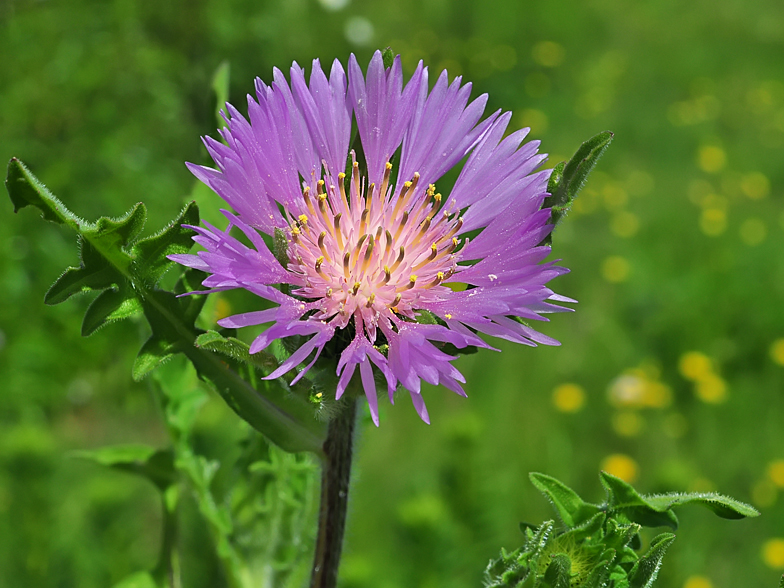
[172,50,573,588]
[173,51,572,425]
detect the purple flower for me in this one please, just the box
[171,52,573,426]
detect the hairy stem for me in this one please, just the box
[310,399,358,588]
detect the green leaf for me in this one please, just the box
[559,511,605,545]
[196,330,279,373]
[541,131,613,239]
[628,533,675,588]
[72,444,176,490]
[6,158,85,227]
[81,286,143,336]
[133,335,182,381]
[543,554,571,588]
[131,201,199,285]
[83,202,147,250]
[644,491,759,520]
[580,549,614,588]
[211,60,231,127]
[600,472,679,529]
[44,253,117,304]
[530,472,602,528]
[112,571,161,588]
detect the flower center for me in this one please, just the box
[287,160,463,335]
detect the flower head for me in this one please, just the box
[171,51,573,425]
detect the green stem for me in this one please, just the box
[310,398,358,588]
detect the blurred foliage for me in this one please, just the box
[2,0,784,587]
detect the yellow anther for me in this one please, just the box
[326,287,333,297]
[407,274,418,289]
[298,214,308,226]
[445,313,452,319]
[303,186,316,216]
[390,293,402,308]
[383,265,392,284]
[385,162,393,171]
[430,243,438,258]
[317,179,326,194]
[410,172,420,192]
[367,182,375,207]
[427,184,436,196]
[352,281,361,295]
[338,172,349,209]
[366,293,376,307]
[315,256,325,274]
[424,271,445,289]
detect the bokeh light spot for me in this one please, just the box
[679,351,712,381]
[741,172,770,199]
[683,576,713,588]
[611,411,644,437]
[697,145,726,173]
[695,373,728,404]
[601,454,639,483]
[515,108,548,134]
[770,339,784,366]
[610,211,640,238]
[531,41,565,67]
[768,460,784,487]
[739,218,767,246]
[552,383,586,413]
[601,256,630,283]
[699,208,727,236]
[344,16,374,46]
[762,538,784,568]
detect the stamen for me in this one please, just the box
[351,281,361,295]
[317,179,326,195]
[391,181,413,219]
[407,275,417,289]
[366,293,376,307]
[360,208,369,235]
[315,256,325,275]
[337,172,349,211]
[389,293,402,308]
[317,231,331,262]
[390,246,405,272]
[298,214,309,233]
[393,211,409,241]
[367,182,375,208]
[424,271,444,288]
[380,161,393,199]
[290,226,300,243]
[303,187,316,216]
[326,287,333,298]
[333,213,344,249]
[383,265,391,284]
[352,161,360,205]
[343,251,351,277]
[361,235,375,274]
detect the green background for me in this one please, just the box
[2,0,783,586]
